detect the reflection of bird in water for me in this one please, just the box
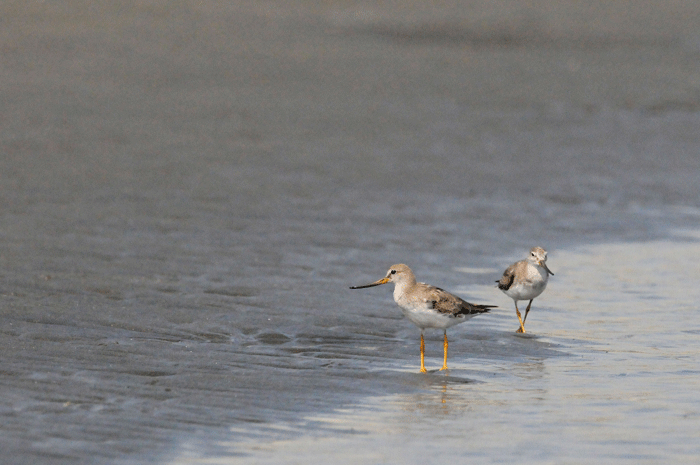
[351,264,495,373]
[497,247,554,333]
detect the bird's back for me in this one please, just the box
[408,282,495,317]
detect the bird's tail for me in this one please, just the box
[462,303,497,316]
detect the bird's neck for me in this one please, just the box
[392,278,416,302]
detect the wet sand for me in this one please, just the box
[1,1,700,463]
[215,236,700,464]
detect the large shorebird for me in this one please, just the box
[351,264,495,373]
[497,247,554,333]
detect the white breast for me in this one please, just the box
[503,263,549,301]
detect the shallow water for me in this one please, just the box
[1,1,700,464]
[172,236,700,464]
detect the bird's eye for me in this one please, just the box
[390,270,396,275]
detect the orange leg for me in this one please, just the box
[439,331,449,371]
[522,300,534,325]
[420,332,427,373]
[515,302,526,333]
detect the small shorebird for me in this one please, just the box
[350,264,495,373]
[497,247,554,333]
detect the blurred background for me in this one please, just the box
[1,1,699,463]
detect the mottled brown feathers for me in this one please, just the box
[430,287,496,316]
[497,265,516,291]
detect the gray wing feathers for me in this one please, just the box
[429,286,496,316]
[497,263,517,291]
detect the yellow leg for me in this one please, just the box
[522,299,533,324]
[515,303,526,333]
[439,331,448,371]
[420,332,427,373]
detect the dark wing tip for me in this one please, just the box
[475,304,497,313]
[455,302,497,316]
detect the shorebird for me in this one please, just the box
[497,247,554,333]
[350,264,495,373]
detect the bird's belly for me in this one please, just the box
[399,306,468,330]
[503,280,546,301]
